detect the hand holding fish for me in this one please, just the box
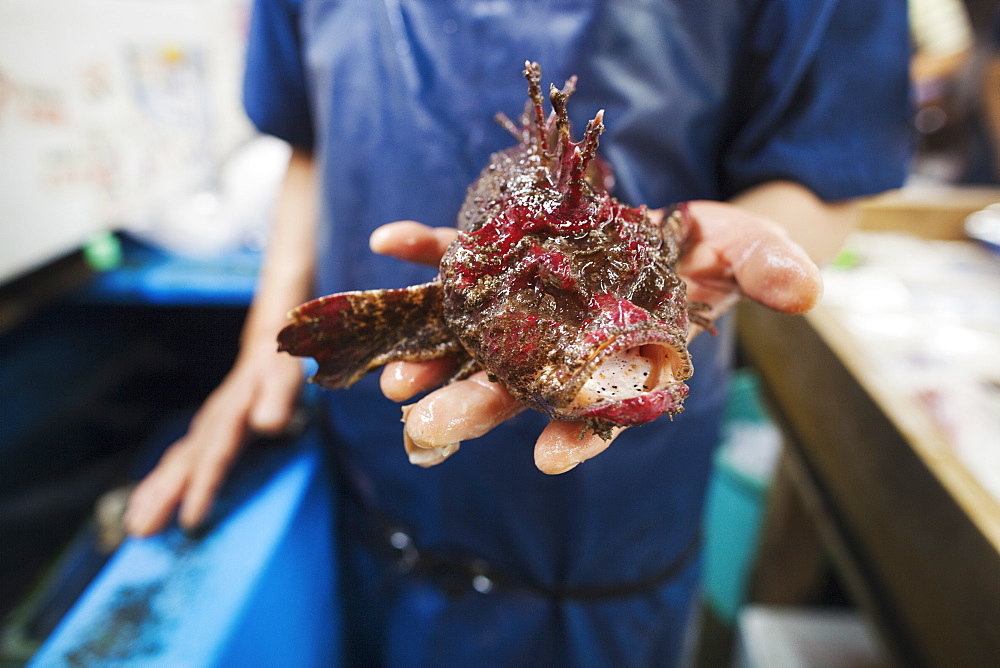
[368,202,820,474]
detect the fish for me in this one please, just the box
[278,62,708,464]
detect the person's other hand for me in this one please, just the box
[371,202,821,474]
[124,341,303,536]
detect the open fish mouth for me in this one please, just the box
[564,332,692,426]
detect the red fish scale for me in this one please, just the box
[583,294,654,345]
[450,189,645,292]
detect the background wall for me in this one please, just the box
[0,0,252,285]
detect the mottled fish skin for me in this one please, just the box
[279,62,695,441]
[278,281,468,389]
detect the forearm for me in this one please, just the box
[730,180,859,265]
[240,146,318,351]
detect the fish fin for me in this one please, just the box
[671,203,695,247]
[686,301,718,335]
[277,280,464,389]
[449,356,482,382]
[582,418,617,442]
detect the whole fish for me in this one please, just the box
[278,62,707,462]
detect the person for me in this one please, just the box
[124,1,912,665]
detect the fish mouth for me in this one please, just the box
[563,332,692,426]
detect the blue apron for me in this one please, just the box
[243,1,910,664]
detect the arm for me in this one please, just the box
[125,147,318,536]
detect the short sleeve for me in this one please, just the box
[722,0,913,201]
[243,0,315,148]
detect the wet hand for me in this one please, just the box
[370,207,820,474]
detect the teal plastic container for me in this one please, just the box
[702,370,781,625]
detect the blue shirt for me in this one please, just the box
[244,1,910,665]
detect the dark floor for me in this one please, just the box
[693,603,738,668]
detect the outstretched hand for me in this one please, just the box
[371,201,821,473]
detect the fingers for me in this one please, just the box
[399,370,625,474]
[534,421,624,474]
[124,439,195,536]
[401,404,460,467]
[402,371,524,461]
[124,385,252,536]
[684,201,822,315]
[380,358,458,402]
[369,220,458,267]
[175,397,250,530]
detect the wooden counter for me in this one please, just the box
[742,188,1000,666]
[739,298,1000,667]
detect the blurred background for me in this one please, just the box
[1,0,998,666]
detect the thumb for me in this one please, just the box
[686,201,822,315]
